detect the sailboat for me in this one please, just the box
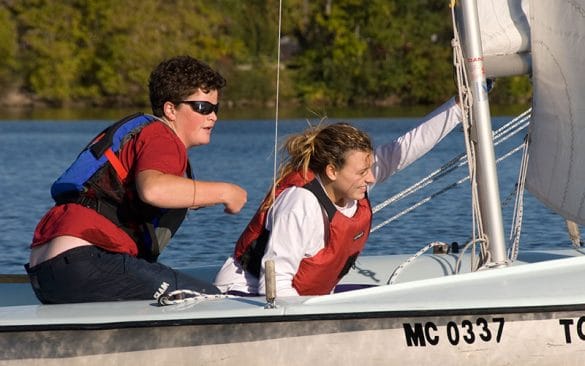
[2,0,585,364]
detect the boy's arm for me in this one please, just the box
[136,170,247,213]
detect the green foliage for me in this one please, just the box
[0,0,531,109]
[87,0,245,106]
[0,8,18,74]
[289,0,454,106]
[13,1,96,104]
[490,75,532,105]
[0,6,18,96]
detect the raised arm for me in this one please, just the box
[372,98,462,186]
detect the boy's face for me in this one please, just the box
[174,89,219,148]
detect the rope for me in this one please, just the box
[270,0,284,204]
[168,2,286,305]
[371,141,526,233]
[380,5,533,280]
[508,135,530,261]
[372,153,467,214]
[372,110,530,222]
[372,178,467,233]
[450,236,489,273]
[158,289,234,306]
[451,4,491,269]
[493,109,531,140]
[371,110,528,276]
[387,241,450,284]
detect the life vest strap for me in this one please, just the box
[104,148,128,181]
[303,179,337,221]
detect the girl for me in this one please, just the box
[215,98,462,296]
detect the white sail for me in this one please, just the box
[474,0,531,77]
[477,0,530,56]
[526,0,585,225]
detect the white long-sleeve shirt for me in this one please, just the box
[214,98,462,296]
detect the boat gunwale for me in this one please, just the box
[3,301,585,333]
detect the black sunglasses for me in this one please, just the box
[175,100,219,115]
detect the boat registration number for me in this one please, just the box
[403,317,505,347]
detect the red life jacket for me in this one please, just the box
[234,170,372,295]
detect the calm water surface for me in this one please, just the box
[0,113,568,274]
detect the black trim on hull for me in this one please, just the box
[2,302,585,333]
[3,304,585,360]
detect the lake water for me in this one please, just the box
[0,112,569,274]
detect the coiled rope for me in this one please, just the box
[158,289,234,306]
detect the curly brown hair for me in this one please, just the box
[148,56,226,117]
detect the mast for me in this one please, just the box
[458,0,508,266]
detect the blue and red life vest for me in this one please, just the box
[51,113,191,261]
[234,170,372,295]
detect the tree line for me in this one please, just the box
[0,0,530,110]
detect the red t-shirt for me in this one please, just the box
[31,121,187,256]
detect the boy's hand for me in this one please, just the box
[223,184,247,214]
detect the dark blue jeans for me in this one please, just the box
[25,246,219,304]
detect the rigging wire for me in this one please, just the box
[271,0,284,204]
[385,2,526,281]
[371,110,531,218]
[508,135,530,261]
[371,139,527,233]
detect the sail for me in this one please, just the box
[477,0,530,57]
[475,0,531,77]
[526,0,585,225]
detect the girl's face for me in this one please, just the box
[325,149,375,206]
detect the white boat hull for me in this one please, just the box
[3,305,585,365]
[2,249,585,365]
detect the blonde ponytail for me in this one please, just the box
[261,122,372,210]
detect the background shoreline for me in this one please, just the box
[0,103,530,121]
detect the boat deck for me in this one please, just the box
[2,249,585,329]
